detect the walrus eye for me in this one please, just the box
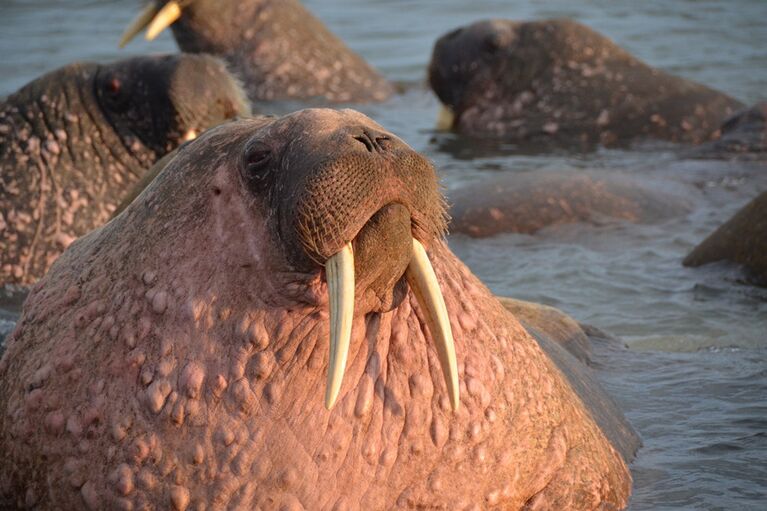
[98,73,130,113]
[107,77,121,96]
[242,140,273,185]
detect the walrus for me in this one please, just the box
[0,54,250,286]
[683,191,767,285]
[496,297,640,464]
[0,109,635,509]
[691,102,767,161]
[449,171,694,238]
[429,19,743,148]
[119,0,394,104]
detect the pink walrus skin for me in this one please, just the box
[0,109,633,510]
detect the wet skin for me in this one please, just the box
[0,109,634,509]
[0,54,249,285]
[122,0,394,104]
[448,171,694,238]
[429,19,743,149]
[691,102,767,161]
[684,191,767,286]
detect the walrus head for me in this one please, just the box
[429,20,524,124]
[120,1,237,49]
[118,1,395,105]
[429,19,742,146]
[101,108,453,411]
[0,53,250,285]
[91,54,249,154]
[0,109,632,509]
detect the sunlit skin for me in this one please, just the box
[0,109,635,509]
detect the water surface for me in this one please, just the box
[1,1,766,509]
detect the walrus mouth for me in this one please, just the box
[324,237,460,412]
[119,1,183,48]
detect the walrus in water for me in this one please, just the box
[0,54,249,286]
[429,19,743,149]
[0,109,636,509]
[120,0,394,104]
[449,171,694,238]
[691,102,767,161]
[684,191,767,286]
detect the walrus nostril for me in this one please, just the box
[353,130,391,153]
[375,135,392,151]
[352,132,375,152]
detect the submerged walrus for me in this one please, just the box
[0,54,249,285]
[120,0,394,104]
[0,109,635,509]
[691,102,767,161]
[429,19,743,148]
[684,191,767,285]
[449,171,694,238]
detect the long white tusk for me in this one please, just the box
[406,239,459,411]
[145,1,183,41]
[324,242,355,410]
[119,2,160,48]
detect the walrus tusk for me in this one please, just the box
[406,239,460,411]
[145,1,183,41]
[182,129,198,142]
[119,2,160,48]
[436,105,455,130]
[324,242,355,410]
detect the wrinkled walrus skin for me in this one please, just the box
[429,19,743,148]
[0,54,249,286]
[124,0,394,104]
[0,109,632,509]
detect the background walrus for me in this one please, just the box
[684,191,767,286]
[0,54,249,286]
[429,19,743,149]
[120,0,394,104]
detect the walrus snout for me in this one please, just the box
[253,109,447,269]
[350,128,394,154]
[429,20,518,113]
[231,108,456,410]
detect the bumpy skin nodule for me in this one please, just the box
[151,0,394,104]
[0,54,249,285]
[429,19,743,148]
[449,171,694,238]
[0,110,631,510]
[683,191,767,285]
